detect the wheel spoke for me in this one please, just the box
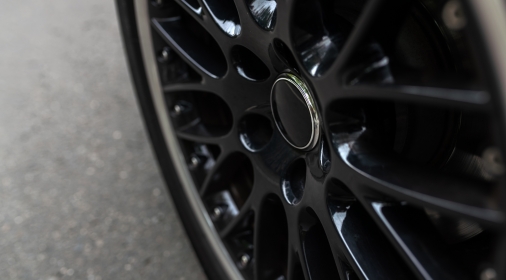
[178,0,203,16]
[331,0,415,75]
[337,141,504,227]
[270,0,293,43]
[323,190,413,279]
[294,202,341,280]
[335,85,490,111]
[163,82,212,93]
[254,194,289,280]
[296,253,311,280]
[198,146,246,196]
[368,202,481,279]
[285,244,306,280]
[318,178,412,279]
[175,130,225,145]
[219,195,255,238]
[280,192,310,280]
[221,209,256,277]
[151,17,227,78]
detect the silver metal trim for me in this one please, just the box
[271,72,321,151]
[133,1,242,279]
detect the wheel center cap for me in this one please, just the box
[271,73,321,151]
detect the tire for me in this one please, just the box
[116,2,234,279]
[117,0,506,279]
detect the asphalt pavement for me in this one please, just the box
[0,0,205,279]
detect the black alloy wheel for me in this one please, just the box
[116,0,506,279]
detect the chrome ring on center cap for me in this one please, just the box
[271,73,321,151]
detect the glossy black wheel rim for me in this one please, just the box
[134,0,506,279]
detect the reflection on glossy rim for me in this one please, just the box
[202,0,242,37]
[180,0,202,15]
[248,0,277,31]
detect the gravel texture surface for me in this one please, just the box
[0,0,206,279]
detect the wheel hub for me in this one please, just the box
[271,73,321,151]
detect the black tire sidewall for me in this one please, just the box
[116,1,232,278]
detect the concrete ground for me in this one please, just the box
[0,0,205,279]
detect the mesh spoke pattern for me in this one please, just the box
[143,0,506,278]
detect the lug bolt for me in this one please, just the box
[442,0,466,30]
[173,104,183,116]
[238,253,251,268]
[172,101,192,116]
[483,146,505,177]
[210,206,224,221]
[158,47,171,62]
[480,268,497,280]
[189,154,201,169]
